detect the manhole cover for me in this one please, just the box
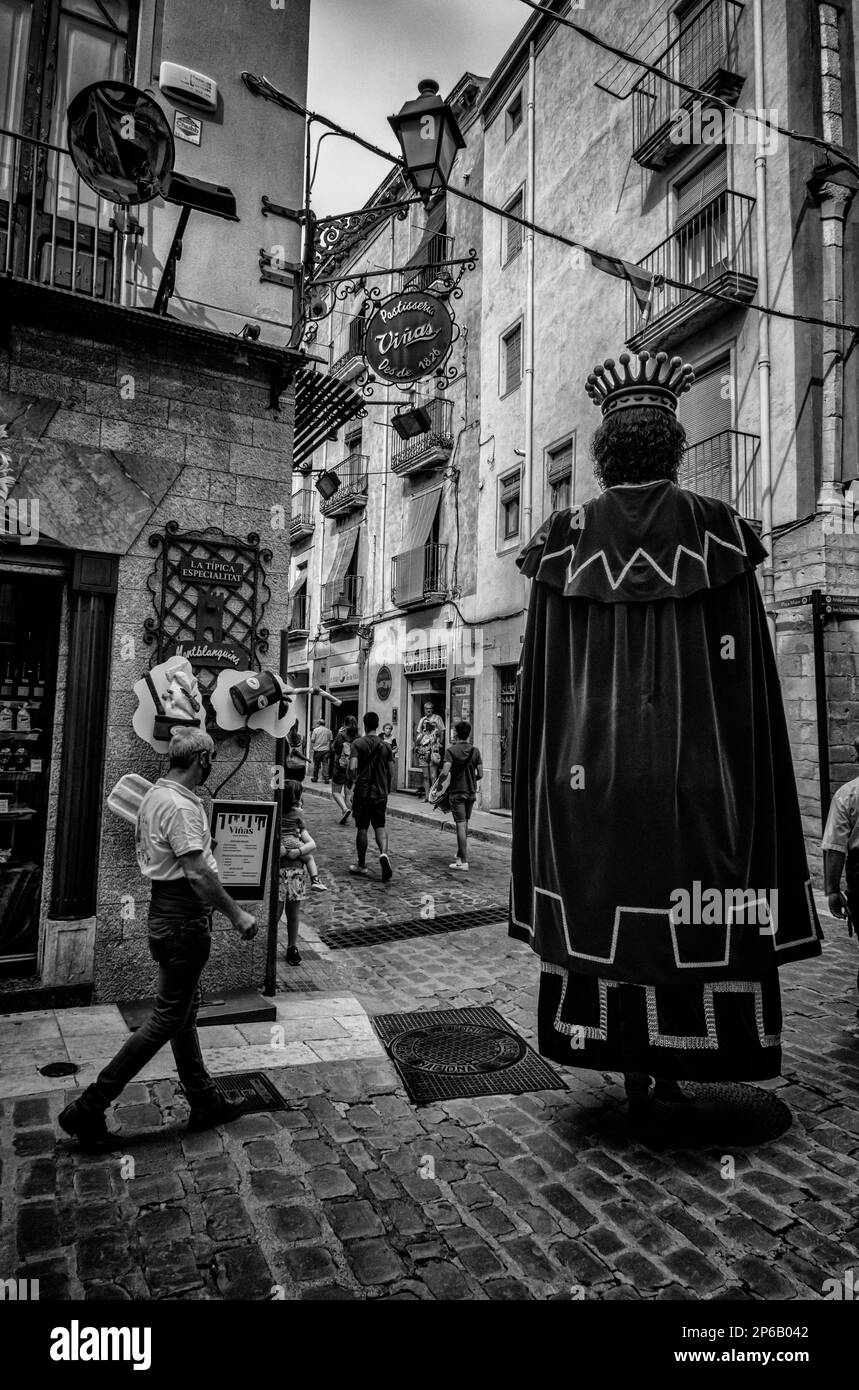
[373,1005,564,1105]
[38,1061,78,1077]
[390,1023,527,1075]
[210,1071,288,1113]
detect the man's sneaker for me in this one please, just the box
[286,944,302,966]
[449,860,469,870]
[348,863,368,876]
[58,1100,117,1153]
[187,1095,247,1131]
[338,810,351,825]
[310,878,329,892]
[379,854,393,882]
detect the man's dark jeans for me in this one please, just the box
[312,750,330,781]
[78,903,218,1115]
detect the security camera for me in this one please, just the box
[239,322,261,341]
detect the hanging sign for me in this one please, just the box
[364,290,454,385]
[210,800,276,899]
[376,665,393,700]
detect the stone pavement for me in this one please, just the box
[1,803,858,1301]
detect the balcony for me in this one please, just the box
[401,231,456,294]
[626,191,756,349]
[391,397,454,476]
[321,574,364,628]
[404,640,448,674]
[319,453,368,517]
[290,492,315,542]
[632,0,745,170]
[1,126,142,303]
[288,590,310,640]
[680,429,760,521]
[391,542,449,609]
[331,316,367,382]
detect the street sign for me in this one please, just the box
[364,290,454,385]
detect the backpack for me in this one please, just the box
[338,739,351,769]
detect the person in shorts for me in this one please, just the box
[330,717,357,824]
[347,711,393,881]
[442,721,483,871]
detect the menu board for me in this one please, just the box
[210,800,276,900]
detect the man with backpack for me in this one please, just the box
[347,711,394,881]
[440,721,483,871]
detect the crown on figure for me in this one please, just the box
[585,350,695,417]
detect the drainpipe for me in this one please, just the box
[753,0,775,645]
[813,3,854,516]
[522,40,537,541]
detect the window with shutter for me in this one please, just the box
[499,469,521,543]
[675,152,727,225]
[504,189,524,263]
[546,438,574,482]
[502,323,523,394]
[678,358,733,501]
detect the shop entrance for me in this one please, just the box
[0,576,63,973]
[329,689,359,734]
[406,676,447,793]
[498,665,517,811]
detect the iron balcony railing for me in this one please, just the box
[332,315,367,373]
[289,590,310,634]
[319,453,369,516]
[290,492,315,539]
[1,125,143,303]
[391,542,449,608]
[402,231,455,292]
[404,641,448,674]
[626,190,755,340]
[391,396,454,473]
[632,0,744,167]
[680,429,760,519]
[321,573,364,626]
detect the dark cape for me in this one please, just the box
[509,481,822,1080]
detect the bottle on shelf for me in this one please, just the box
[0,704,12,732]
[0,663,14,699]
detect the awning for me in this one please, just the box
[326,525,360,594]
[403,487,441,550]
[288,572,306,600]
[294,367,366,470]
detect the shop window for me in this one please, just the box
[0,575,63,971]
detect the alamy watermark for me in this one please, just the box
[669,102,779,152]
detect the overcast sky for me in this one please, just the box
[306,0,525,216]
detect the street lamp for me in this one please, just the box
[391,405,432,440]
[330,596,353,624]
[315,469,341,501]
[388,79,465,203]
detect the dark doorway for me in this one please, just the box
[498,665,516,811]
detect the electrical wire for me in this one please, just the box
[245,73,859,339]
[516,0,859,178]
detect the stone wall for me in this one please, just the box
[2,319,292,1001]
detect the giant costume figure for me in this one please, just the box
[509,350,823,1133]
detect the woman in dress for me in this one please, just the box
[279,779,312,966]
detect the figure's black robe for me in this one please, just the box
[509,481,822,1080]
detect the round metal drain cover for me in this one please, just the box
[390,1023,527,1076]
[38,1061,79,1077]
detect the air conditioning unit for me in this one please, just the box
[158,62,218,112]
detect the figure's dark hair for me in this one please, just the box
[591,407,687,489]
[344,716,358,735]
[363,711,379,732]
[455,721,471,740]
[282,779,302,812]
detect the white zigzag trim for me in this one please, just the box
[565,521,749,593]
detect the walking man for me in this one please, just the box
[58,729,258,1152]
[441,720,483,871]
[822,734,859,1007]
[347,711,394,881]
[310,717,333,782]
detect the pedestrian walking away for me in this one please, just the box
[310,717,333,782]
[281,775,328,893]
[57,729,258,1153]
[821,734,859,1011]
[441,721,483,870]
[348,710,394,881]
[330,716,357,824]
[279,779,314,964]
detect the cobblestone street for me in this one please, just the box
[1,797,858,1302]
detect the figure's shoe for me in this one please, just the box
[310,878,329,891]
[187,1096,246,1131]
[285,945,302,966]
[58,1100,118,1153]
[449,860,469,871]
[379,854,393,881]
[348,864,368,876]
[338,810,351,825]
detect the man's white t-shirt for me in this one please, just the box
[135,778,218,881]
